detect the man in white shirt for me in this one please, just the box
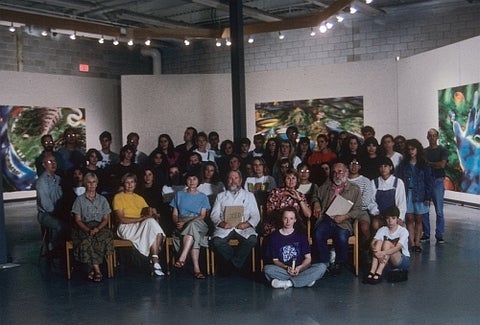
[210,170,260,274]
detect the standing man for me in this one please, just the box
[210,170,260,275]
[126,132,148,167]
[97,131,120,169]
[36,156,67,260]
[35,134,65,176]
[423,128,448,243]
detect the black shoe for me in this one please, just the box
[436,237,445,244]
[420,235,430,242]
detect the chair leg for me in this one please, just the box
[66,242,71,280]
[251,247,256,273]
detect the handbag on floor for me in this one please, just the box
[386,269,408,283]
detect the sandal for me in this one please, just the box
[363,272,374,284]
[194,272,206,279]
[369,273,382,285]
[174,260,185,268]
[88,270,95,281]
[93,272,103,283]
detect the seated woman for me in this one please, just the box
[71,173,114,282]
[264,207,327,289]
[113,173,166,276]
[198,161,225,206]
[364,206,410,284]
[170,172,211,279]
[265,169,311,236]
[296,162,318,203]
[244,157,276,208]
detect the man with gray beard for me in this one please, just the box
[311,162,362,275]
[210,170,260,275]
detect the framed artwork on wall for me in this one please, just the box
[0,106,86,192]
[438,83,480,195]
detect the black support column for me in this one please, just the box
[229,0,247,141]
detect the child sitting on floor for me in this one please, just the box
[364,206,410,284]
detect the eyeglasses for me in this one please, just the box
[349,161,359,165]
[300,169,310,173]
[43,141,54,145]
[44,160,56,164]
[66,133,77,138]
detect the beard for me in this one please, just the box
[333,176,347,186]
[228,184,242,192]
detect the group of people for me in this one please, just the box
[35,124,447,287]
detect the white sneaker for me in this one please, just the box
[153,262,164,276]
[271,279,293,289]
[329,249,336,265]
[307,281,316,287]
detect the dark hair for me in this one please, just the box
[363,137,379,147]
[381,134,395,146]
[404,138,428,167]
[202,161,221,183]
[377,156,394,172]
[127,132,139,141]
[120,144,135,160]
[220,139,234,155]
[383,206,400,218]
[196,131,208,141]
[361,125,375,136]
[99,131,112,141]
[86,148,101,161]
[208,131,219,139]
[239,137,251,146]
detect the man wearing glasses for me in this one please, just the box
[35,134,65,176]
[311,162,362,275]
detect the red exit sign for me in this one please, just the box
[79,64,89,72]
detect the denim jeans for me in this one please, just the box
[313,217,351,264]
[422,177,445,238]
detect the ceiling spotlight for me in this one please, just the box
[310,28,316,37]
[70,32,76,40]
[319,24,327,33]
[226,38,232,46]
[41,29,48,37]
[113,39,119,46]
[395,56,400,61]
[9,23,15,33]
[350,6,358,14]
[215,39,221,47]
[247,36,254,44]
[184,39,190,46]
[336,15,344,23]
[278,32,285,40]
[326,22,334,29]
[145,39,151,46]
[127,39,134,46]
[98,36,104,44]
[366,0,373,4]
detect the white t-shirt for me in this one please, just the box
[374,225,410,257]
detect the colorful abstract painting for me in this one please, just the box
[0,106,86,191]
[255,96,364,143]
[438,84,480,195]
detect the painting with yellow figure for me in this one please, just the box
[0,105,86,191]
[255,96,364,145]
[438,83,480,195]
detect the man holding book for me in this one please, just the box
[311,162,363,275]
[210,170,260,274]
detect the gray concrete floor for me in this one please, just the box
[1,200,479,324]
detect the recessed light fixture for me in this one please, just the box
[278,32,285,40]
[41,29,48,37]
[98,36,104,44]
[113,39,119,46]
[127,39,134,46]
[319,24,327,33]
[184,39,190,46]
[350,6,358,14]
[247,36,254,44]
[9,23,16,32]
[336,15,344,23]
[145,39,151,46]
[326,22,334,29]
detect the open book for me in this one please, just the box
[224,205,244,226]
[325,195,353,217]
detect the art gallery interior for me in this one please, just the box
[1,0,480,323]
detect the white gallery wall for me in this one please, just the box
[122,36,480,205]
[0,71,120,199]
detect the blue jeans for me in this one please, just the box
[313,217,351,264]
[422,177,445,238]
